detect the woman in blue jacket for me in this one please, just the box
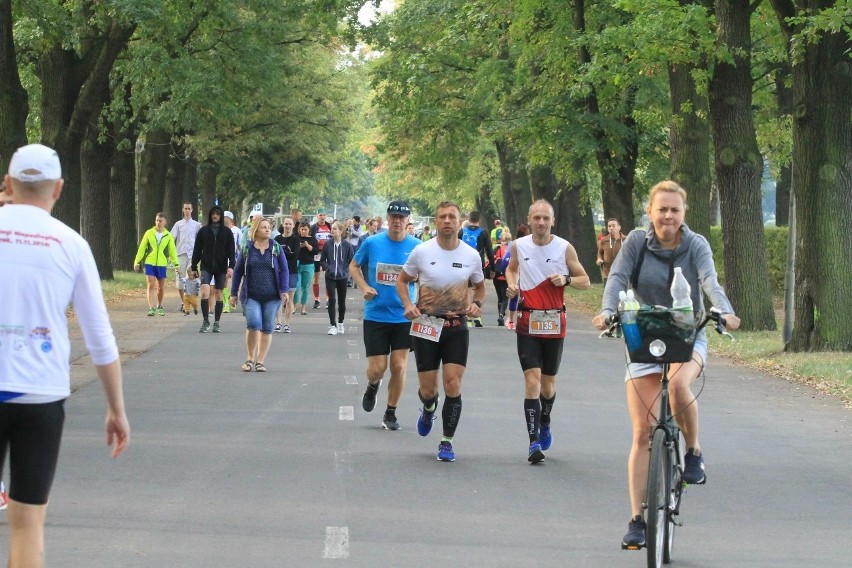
[229,218,289,372]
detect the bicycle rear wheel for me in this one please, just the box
[646,428,669,568]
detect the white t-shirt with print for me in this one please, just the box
[402,238,484,316]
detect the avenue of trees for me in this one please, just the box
[366,0,850,352]
[0,0,377,275]
[0,0,848,352]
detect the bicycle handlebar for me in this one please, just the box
[599,306,735,342]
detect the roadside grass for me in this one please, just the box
[564,286,852,407]
[101,270,147,303]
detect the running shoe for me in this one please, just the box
[467,319,474,329]
[506,321,515,330]
[199,321,210,333]
[274,323,283,333]
[683,448,706,484]
[313,300,320,309]
[325,300,329,309]
[473,317,483,328]
[362,380,381,412]
[381,411,400,431]
[497,315,505,326]
[212,321,221,333]
[157,306,165,316]
[222,306,231,314]
[327,325,338,336]
[337,323,345,334]
[283,325,291,333]
[417,406,436,436]
[622,515,646,550]
[0,481,7,510]
[437,441,455,462]
[193,308,198,315]
[538,423,552,450]
[148,308,156,317]
[528,441,545,464]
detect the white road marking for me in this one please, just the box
[323,526,350,559]
[344,375,358,384]
[339,406,354,420]
[334,451,353,473]
[347,353,360,360]
[346,340,358,347]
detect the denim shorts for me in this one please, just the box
[243,297,282,334]
[624,333,707,382]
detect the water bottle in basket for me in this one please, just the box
[670,267,694,327]
[622,290,642,352]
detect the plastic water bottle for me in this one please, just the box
[671,267,694,326]
[622,289,642,351]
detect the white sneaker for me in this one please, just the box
[327,325,338,336]
[337,323,345,334]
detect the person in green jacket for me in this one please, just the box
[134,212,179,316]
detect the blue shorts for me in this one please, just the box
[145,264,167,279]
[243,297,282,334]
[288,272,298,290]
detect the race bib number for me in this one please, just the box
[376,263,404,286]
[314,253,321,262]
[529,311,561,335]
[410,315,444,342]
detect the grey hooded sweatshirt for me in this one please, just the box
[601,224,734,321]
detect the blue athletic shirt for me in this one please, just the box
[353,232,421,323]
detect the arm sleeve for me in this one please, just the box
[277,249,289,293]
[168,234,179,265]
[230,250,245,296]
[133,230,149,265]
[694,236,734,314]
[74,242,119,365]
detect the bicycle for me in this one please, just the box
[601,306,733,568]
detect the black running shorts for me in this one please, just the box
[0,399,66,505]
[363,320,412,357]
[411,326,469,372]
[201,270,227,290]
[517,333,565,376]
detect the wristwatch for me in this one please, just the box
[563,274,571,286]
[472,300,482,308]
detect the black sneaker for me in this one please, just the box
[381,412,400,431]
[473,317,483,328]
[622,515,646,550]
[313,300,320,309]
[362,380,381,412]
[683,448,706,484]
[497,315,505,326]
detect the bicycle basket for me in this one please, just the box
[625,306,697,364]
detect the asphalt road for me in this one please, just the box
[3,287,850,567]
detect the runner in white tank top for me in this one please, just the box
[506,199,590,463]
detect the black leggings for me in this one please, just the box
[0,399,66,505]
[326,277,348,324]
[493,279,508,316]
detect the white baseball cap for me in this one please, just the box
[8,144,62,182]
[223,211,234,220]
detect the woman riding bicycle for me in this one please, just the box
[592,180,740,549]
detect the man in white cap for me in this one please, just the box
[0,144,130,566]
[171,201,202,310]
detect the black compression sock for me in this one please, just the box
[201,299,210,322]
[214,300,223,321]
[525,398,541,443]
[442,395,462,438]
[540,393,556,424]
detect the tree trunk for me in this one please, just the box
[110,137,137,271]
[183,154,198,218]
[136,129,170,234]
[80,117,114,279]
[558,176,598,282]
[495,140,531,231]
[770,0,852,351]
[163,145,187,226]
[669,62,712,240]
[773,65,793,227]
[709,0,776,331]
[200,160,218,216]
[0,0,28,165]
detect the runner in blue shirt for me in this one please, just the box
[350,200,421,431]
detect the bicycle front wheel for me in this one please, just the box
[664,430,684,564]
[646,428,669,568]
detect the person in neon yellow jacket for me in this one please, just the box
[134,212,179,316]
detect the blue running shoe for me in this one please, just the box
[683,448,706,484]
[437,441,455,462]
[528,441,545,464]
[538,423,552,450]
[622,515,646,550]
[417,406,436,436]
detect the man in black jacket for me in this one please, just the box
[190,205,235,333]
